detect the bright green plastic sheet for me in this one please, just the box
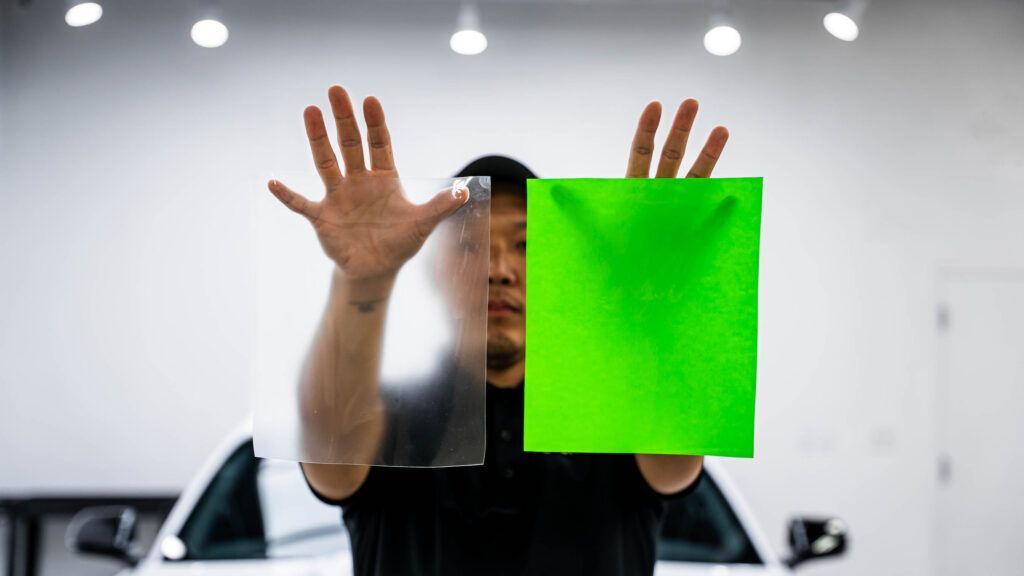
[524,177,762,458]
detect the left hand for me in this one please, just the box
[625,99,729,178]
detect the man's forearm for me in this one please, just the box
[635,454,703,495]
[298,267,396,462]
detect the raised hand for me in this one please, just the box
[625,99,729,179]
[628,100,727,495]
[268,85,469,281]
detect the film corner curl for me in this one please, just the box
[254,175,491,467]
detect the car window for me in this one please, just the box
[657,472,762,564]
[175,441,758,564]
[175,442,348,560]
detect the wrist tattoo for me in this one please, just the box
[350,298,385,313]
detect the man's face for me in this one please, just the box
[486,184,527,370]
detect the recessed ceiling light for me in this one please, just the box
[704,25,742,56]
[450,2,487,56]
[65,2,103,27]
[824,12,859,41]
[191,19,229,48]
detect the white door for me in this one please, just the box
[936,274,1024,576]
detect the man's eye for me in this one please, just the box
[516,241,527,252]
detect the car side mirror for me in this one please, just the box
[65,506,141,566]
[785,516,848,568]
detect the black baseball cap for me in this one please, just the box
[453,155,538,193]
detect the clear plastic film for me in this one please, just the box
[254,174,490,467]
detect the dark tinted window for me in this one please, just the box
[657,472,762,564]
[176,442,347,560]
[178,442,758,564]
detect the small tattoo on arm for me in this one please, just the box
[350,299,385,313]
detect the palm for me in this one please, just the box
[269,86,465,281]
[310,174,430,279]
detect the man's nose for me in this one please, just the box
[489,251,515,286]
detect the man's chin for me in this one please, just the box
[486,316,523,328]
[486,334,524,370]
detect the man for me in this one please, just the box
[267,84,729,575]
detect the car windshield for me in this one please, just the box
[176,441,760,564]
[177,442,348,560]
[659,472,762,564]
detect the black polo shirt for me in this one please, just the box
[304,381,698,575]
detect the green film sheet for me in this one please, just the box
[524,177,762,457]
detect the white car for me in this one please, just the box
[68,421,847,575]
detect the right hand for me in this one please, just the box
[268,85,469,281]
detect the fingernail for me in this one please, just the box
[452,179,470,202]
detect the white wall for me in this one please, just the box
[2,0,1023,574]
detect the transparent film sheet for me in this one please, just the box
[254,174,490,467]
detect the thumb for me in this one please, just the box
[417,182,472,232]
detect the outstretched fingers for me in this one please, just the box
[417,185,470,236]
[328,85,366,175]
[686,126,729,178]
[363,96,396,172]
[304,106,343,189]
[655,99,698,178]
[626,101,662,178]
[268,179,321,223]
